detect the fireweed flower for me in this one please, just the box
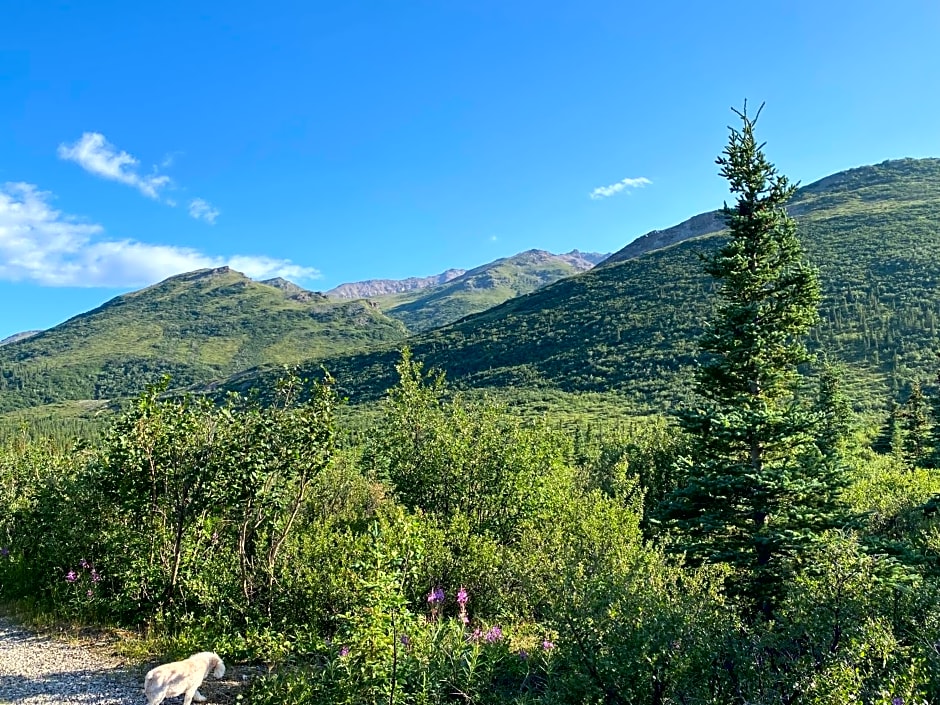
[90,571,101,583]
[79,559,89,569]
[542,639,554,651]
[86,589,94,598]
[456,587,469,625]
[65,570,78,583]
[339,646,350,657]
[471,628,483,641]
[484,626,503,643]
[427,587,445,604]
[892,698,903,705]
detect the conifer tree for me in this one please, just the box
[927,356,940,469]
[815,361,854,463]
[902,381,931,467]
[659,104,849,614]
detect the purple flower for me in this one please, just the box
[86,589,94,598]
[339,646,350,657]
[399,634,410,647]
[457,587,468,606]
[65,570,78,583]
[79,559,89,569]
[471,628,482,641]
[892,698,904,705]
[0,547,8,558]
[484,626,503,643]
[90,570,101,583]
[542,639,554,651]
[427,587,445,604]
[518,650,528,660]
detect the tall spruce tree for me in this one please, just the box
[659,104,848,614]
[901,381,931,467]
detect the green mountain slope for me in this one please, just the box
[374,249,608,332]
[235,158,940,411]
[0,266,407,411]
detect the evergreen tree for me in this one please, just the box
[815,360,854,463]
[901,381,931,467]
[873,399,906,459]
[927,355,940,468]
[659,104,849,614]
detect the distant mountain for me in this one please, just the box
[327,269,466,299]
[376,249,609,332]
[0,247,608,414]
[224,158,940,411]
[0,266,407,412]
[600,211,725,267]
[0,331,41,347]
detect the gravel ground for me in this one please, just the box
[0,616,141,704]
[0,616,253,704]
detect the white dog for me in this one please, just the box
[143,651,225,705]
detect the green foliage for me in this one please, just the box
[11,114,940,705]
[6,348,940,703]
[660,105,850,614]
[815,361,856,463]
[367,350,573,617]
[516,472,734,704]
[248,512,552,705]
[716,531,928,703]
[373,350,565,542]
[571,416,689,531]
[0,369,346,636]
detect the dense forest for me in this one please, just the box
[4,110,940,704]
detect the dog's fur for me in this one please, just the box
[143,651,225,705]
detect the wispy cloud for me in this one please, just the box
[0,182,318,287]
[58,132,173,200]
[188,198,220,224]
[589,176,651,200]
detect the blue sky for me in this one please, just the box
[2,0,940,339]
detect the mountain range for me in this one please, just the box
[219,158,940,412]
[3,157,940,421]
[0,250,606,413]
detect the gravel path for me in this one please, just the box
[0,616,142,704]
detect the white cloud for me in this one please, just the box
[0,182,318,287]
[58,132,173,200]
[589,176,652,200]
[188,198,220,224]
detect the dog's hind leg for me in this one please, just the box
[193,689,207,702]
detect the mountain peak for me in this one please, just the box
[0,330,42,347]
[327,269,467,299]
[260,277,327,302]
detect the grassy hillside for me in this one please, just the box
[0,267,407,411]
[376,249,606,332]
[231,158,940,412]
